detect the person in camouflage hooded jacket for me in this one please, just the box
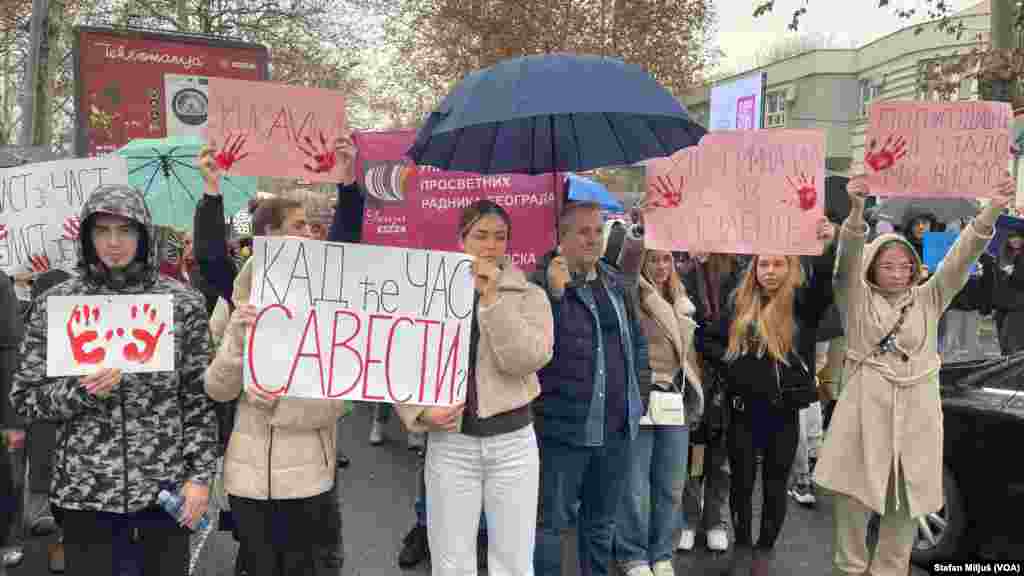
[8,183,219,574]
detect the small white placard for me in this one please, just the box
[46,294,175,376]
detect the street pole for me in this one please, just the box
[18,0,49,147]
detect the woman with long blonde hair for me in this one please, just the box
[698,221,835,576]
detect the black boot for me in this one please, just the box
[397,525,429,568]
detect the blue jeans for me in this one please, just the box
[416,445,487,537]
[615,425,688,569]
[535,430,632,576]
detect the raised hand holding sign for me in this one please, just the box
[47,295,174,377]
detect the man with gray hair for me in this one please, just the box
[531,201,649,576]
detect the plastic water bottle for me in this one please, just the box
[158,489,211,532]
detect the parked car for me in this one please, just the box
[910,354,1024,564]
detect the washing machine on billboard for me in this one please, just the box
[164,74,209,138]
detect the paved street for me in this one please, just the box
[6,402,938,576]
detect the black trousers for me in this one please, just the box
[230,490,336,576]
[57,505,190,576]
[727,399,799,550]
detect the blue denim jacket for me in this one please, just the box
[531,257,649,447]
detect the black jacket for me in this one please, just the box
[698,246,836,409]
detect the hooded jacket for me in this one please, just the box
[815,215,993,517]
[899,210,941,259]
[9,184,219,514]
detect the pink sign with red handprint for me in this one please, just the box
[643,129,826,255]
[45,294,174,377]
[205,78,348,183]
[864,101,1012,198]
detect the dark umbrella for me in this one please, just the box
[408,53,706,175]
[874,197,979,227]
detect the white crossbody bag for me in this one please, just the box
[644,364,686,427]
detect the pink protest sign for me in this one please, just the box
[644,129,825,255]
[864,101,1011,198]
[354,130,557,271]
[205,78,347,182]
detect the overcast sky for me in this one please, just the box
[712,0,978,74]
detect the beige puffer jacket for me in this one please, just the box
[204,258,348,500]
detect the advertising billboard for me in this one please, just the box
[708,72,765,132]
[73,26,270,157]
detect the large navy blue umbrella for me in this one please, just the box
[408,53,706,175]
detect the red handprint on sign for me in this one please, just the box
[30,254,51,274]
[785,173,818,212]
[62,217,81,241]
[213,133,250,171]
[122,303,166,364]
[647,175,685,209]
[67,304,106,365]
[297,132,339,174]
[864,135,908,172]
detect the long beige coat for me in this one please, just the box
[205,258,349,500]
[396,263,553,433]
[814,220,992,517]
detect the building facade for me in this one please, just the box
[681,1,993,175]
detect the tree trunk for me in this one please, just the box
[985,0,1015,103]
[177,0,190,30]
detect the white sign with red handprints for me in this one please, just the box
[46,294,174,377]
[0,156,130,275]
[245,237,473,405]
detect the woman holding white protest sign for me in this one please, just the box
[202,153,352,575]
[396,200,554,576]
[816,174,1015,576]
[697,218,836,576]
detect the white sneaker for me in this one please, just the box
[369,420,385,445]
[624,565,654,576]
[652,560,675,576]
[706,527,729,551]
[676,528,695,551]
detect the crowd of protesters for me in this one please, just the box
[0,130,1017,576]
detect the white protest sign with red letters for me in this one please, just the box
[245,237,473,405]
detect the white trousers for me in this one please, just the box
[426,424,539,576]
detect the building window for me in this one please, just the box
[765,90,786,128]
[917,57,977,101]
[860,79,883,117]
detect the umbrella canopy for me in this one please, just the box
[565,173,623,212]
[408,53,706,175]
[118,136,257,231]
[873,197,979,229]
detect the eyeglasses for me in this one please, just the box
[877,263,915,273]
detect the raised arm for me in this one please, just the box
[834,178,870,328]
[925,176,1013,312]
[195,150,237,303]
